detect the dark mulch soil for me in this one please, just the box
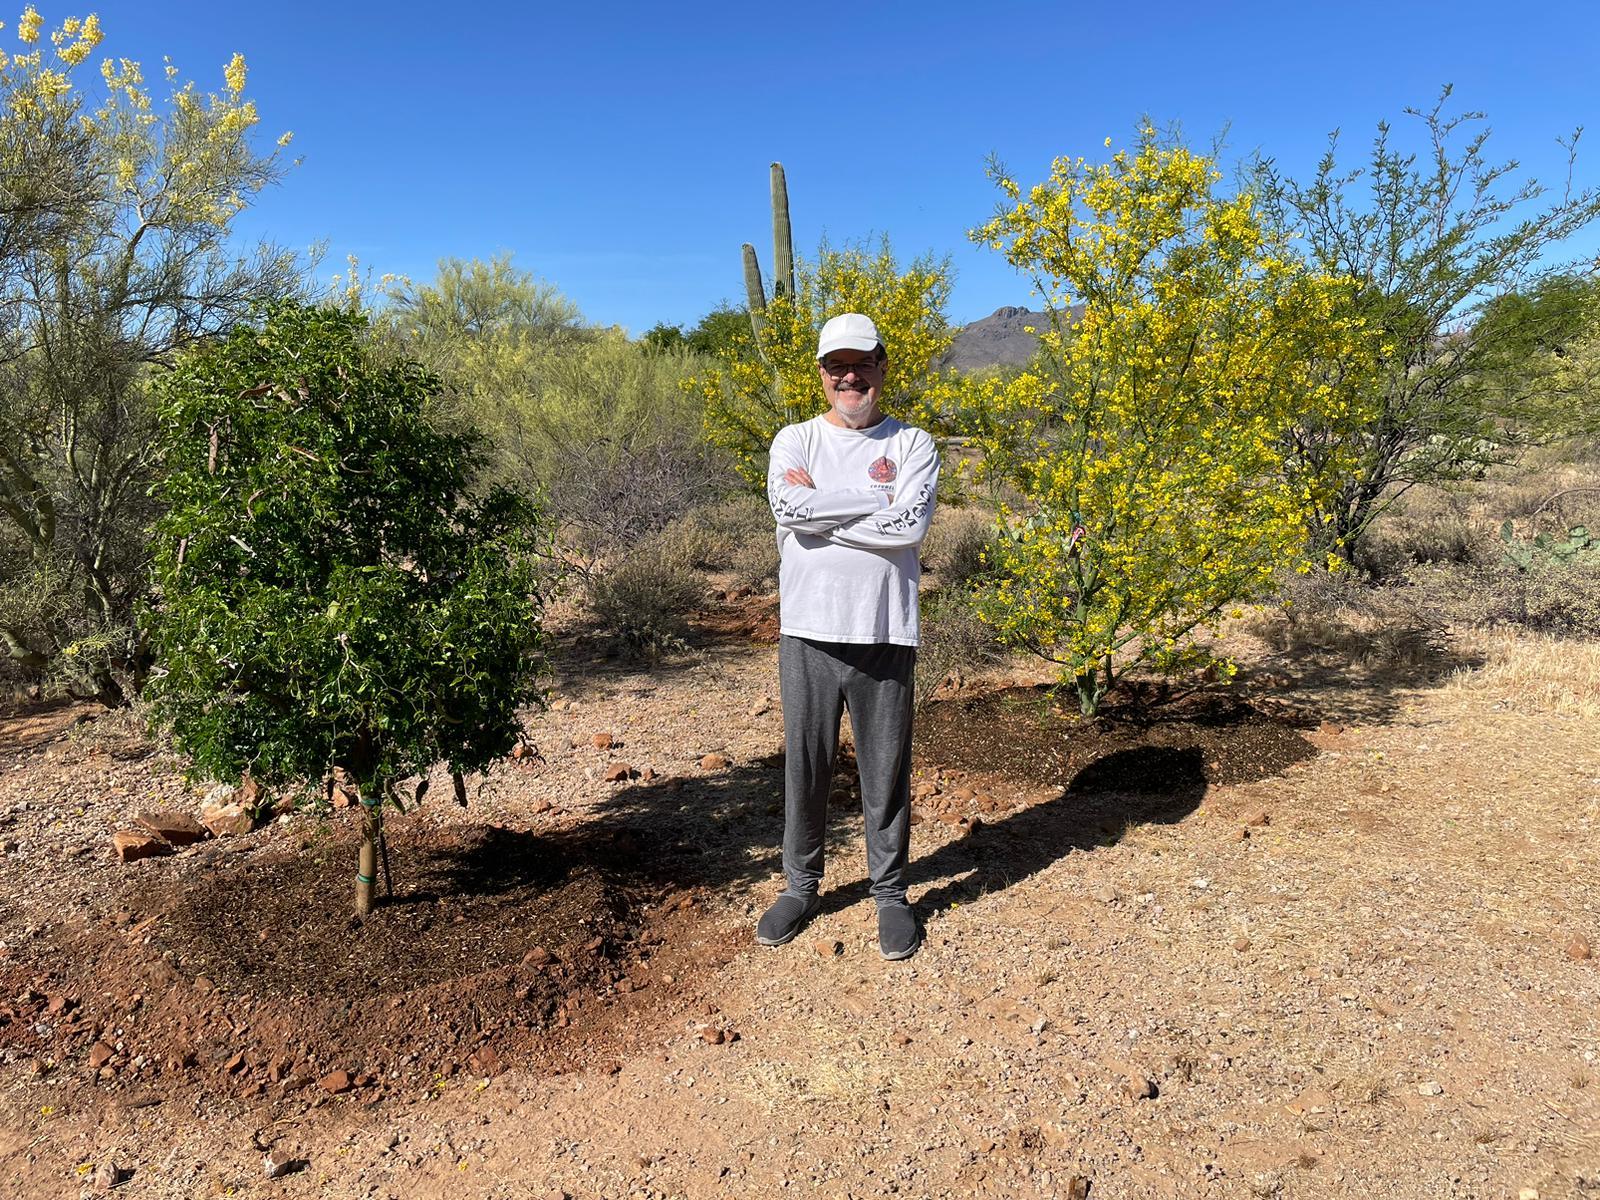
[0,821,739,1109]
[916,681,1318,791]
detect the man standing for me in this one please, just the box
[758,313,940,961]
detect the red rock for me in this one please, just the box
[262,1148,296,1179]
[1569,936,1592,961]
[469,1044,502,1077]
[1232,827,1250,842]
[200,802,253,837]
[45,993,71,1015]
[134,811,209,846]
[92,1161,125,1192]
[699,1026,725,1045]
[1233,936,1252,951]
[1243,810,1271,828]
[892,1031,912,1046]
[813,939,843,958]
[603,764,632,783]
[699,753,730,770]
[112,830,172,862]
[224,1051,246,1075]
[522,947,553,966]
[87,1041,114,1069]
[318,1068,351,1094]
[591,732,615,750]
[1122,1075,1158,1100]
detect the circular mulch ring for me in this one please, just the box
[0,820,735,1109]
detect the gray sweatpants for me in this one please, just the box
[779,634,916,906]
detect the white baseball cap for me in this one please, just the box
[816,313,883,359]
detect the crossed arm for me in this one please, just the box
[767,431,940,550]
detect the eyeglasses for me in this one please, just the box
[820,357,881,378]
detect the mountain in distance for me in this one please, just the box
[940,304,1083,373]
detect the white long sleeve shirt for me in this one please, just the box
[767,414,940,647]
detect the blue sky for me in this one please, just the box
[93,0,1600,333]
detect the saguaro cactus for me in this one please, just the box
[741,162,796,350]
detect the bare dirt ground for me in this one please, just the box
[1,609,1598,1200]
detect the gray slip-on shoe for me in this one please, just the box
[877,901,921,961]
[756,892,821,947]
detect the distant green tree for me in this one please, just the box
[145,303,544,918]
[684,306,750,358]
[639,322,687,354]
[1254,88,1600,557]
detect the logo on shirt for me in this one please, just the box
[868,455,898,484]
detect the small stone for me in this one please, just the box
[1066,1178,1090,1200]
[318,1068,351,1094]
[263,1149,298,1179]
[1232,827,1250,842]
[1519,1189,1540,1200]
[87,1041,115,1070]
[750,698,772,716]
[1243,810,1271,827]
[92,1161,125,1191]
[1122,1075,1157,1100]
[1091,885,1118,904]
[699,753,730,770]
[699,1026,725,1045]
[813,938,844,958]
[1318,720,1345,735]
[1233,935,1251,951]
[1567,936,1591,961]
[591,732,615,749]
[523,947,553,966]
[603,764,632,783]
[891,1031,912,1046]
[134,811,209,846]
[1417,1080,1443,1096]
[111,830,172,863]
[469,1044,502,1077]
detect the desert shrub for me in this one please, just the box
[1250,569,1447,672]
[582,543,708,662]
[914,589,1008,706]
[1410,560,1600,639]
[921,506,1001,589]
[1355,493,1485,580]
[656,495,779,591]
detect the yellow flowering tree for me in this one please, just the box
[968,128,1379,715]
[695,211,959,485]
[0,7,298,702]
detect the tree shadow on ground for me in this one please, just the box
[1234,616,1487,727]
[819,745,1208,920]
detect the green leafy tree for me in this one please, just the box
[145,303,545,917]
[1253,87,1600,557]
[969,128,1379,715]
[0,9,300,702]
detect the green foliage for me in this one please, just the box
[380,259,722,558]
[684,306,752,358]
[968,128,1380,714]
[144,302,544,798]
[0,10,300,702]
[1253,88,1600,557]
[639,322,687,354]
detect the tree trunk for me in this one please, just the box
[355,789,381,916]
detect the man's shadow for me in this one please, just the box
[816,744,1208,919]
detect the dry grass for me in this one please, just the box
[1442,629,1600,718]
